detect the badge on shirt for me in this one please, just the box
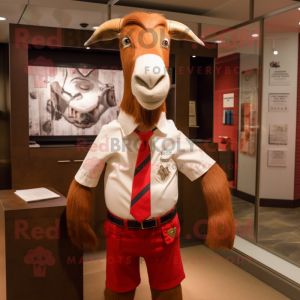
[155,152,177,184]
[156,164,171,183]
[167,227,176,238]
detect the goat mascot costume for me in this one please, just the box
[66,11,235,300]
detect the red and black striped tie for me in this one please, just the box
[130,129,154,223]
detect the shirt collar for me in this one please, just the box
[118,110,168,136]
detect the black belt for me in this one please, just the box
[107,207,177,229]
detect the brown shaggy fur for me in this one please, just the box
[119,12,169,132]
[151,285,183,300]
[200,163,235,249]
[66,179,97,250]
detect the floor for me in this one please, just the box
[231,196,300,267]
[83,245,289,300]
[231,195,255,242]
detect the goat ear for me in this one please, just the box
[167,20,205,46]
[84,19,123,46]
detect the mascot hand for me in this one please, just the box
[200,163,235,250]
[66,179,98,250]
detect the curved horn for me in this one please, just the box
[167,20,205,46]
[84,18,123,47]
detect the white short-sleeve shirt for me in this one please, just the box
[75,110,215,220]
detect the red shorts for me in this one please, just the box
[104,212,185,293]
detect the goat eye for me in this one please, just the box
[162,38,169,49]
[122,37,131,49]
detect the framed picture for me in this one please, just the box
[268,93,289,112]
[268,150,287,167]
[269,124,288,145]
[28,65,124,137]
[223,93,234,108]
[269,60,291,86]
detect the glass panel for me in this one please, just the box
[260,8,300,267]
[254,0,295,18]
[201,24,235,43]
[206,22,261,243]
[200,0,250,22]
[118,0,250,22]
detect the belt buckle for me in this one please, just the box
[141,218,158,229]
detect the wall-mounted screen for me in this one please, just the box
[28,63,123,140]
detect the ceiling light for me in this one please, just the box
[215,40,223,43]
[272,39,278,56]
[192,55,196,58]
[0,17,6,21]
[93,26,98,30]
[86,47,90,49]
[298,7,300,10]
[252,34,259,37]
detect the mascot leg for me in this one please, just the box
[104,287,136,300]
[150,284,183,300]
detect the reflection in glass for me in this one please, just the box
[259,8,300,267]
[254,0,295,18]
[206,22,261,243]
[202,0,249,22]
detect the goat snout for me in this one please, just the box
[134,69,165,90]
[131,54,170,110]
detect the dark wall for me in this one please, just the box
[189,56,214,141]
[0,43,11,190]
[28,46,122,69]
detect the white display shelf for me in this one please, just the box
[234,235,300,285]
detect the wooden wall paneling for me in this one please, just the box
[189,56,215,140]
[0,200,6,300]
[30,147,89,159]
[0,43,11,190]
[0,189,83,300]
[9,24,119,51]
[28,47,122,70]
[9,44,29,160]
[175,54,190,136]
[196,57,214,140]
[11,159,79,197]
